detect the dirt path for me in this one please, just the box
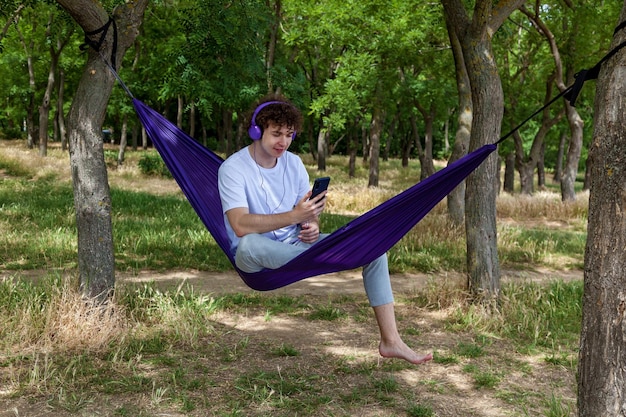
[117,267,582,295]
[3,267,583,297]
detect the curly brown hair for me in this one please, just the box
[250,95,303,135]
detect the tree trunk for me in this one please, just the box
[361,124,369,163]
[177,95,183,129]
[537,141,546,190]
[38,50,55,157]
[504,152,515,193]
[142,126,148,149]
[39,15,69,157]
[409,113,429,180]
[222,108,232,156]
[442,0,525,302]
[560,109,584,201]
[56,0,148,303]
[16,24,37,149]
[445,17,472,226]
[348,127,357,178]
[415,101,436,178]
[553,132,566,183]
[512,74,563,195]
[463,35,502,301]
[117,114,128,166]
[520,3,585,201]
[266,0,281,92]
[368,105,382,187]
[57,69,68,151]
[316,128,328,171]
[189,102,196,138]
[400,132,412,169]
[582,156,591,191]
[578,5,626,414]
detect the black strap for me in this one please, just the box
[562,22,626,107]
[80,17,118,69]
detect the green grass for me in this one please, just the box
[447,279,583,352]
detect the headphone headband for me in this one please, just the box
[248,101,297,141]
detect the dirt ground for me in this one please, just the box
[115,266,582,297]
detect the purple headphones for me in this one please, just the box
[248,101,297,141]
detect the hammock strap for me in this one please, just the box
[79,16,134,98]
[80,16,118,69]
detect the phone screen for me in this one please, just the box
[310,177,330,200]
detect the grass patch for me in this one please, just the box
[448,280,583,352]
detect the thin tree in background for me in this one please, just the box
[441,0,526,302]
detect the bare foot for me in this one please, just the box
[379,340,433,365]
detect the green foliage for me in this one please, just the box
[137,152,172,178]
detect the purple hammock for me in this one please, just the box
[133,99,496,291]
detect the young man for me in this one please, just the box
[218,96,432,365]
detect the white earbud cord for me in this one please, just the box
[253,143,288,240]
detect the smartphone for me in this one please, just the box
[310,177,330,201]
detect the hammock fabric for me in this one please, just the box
[133,98,496,291]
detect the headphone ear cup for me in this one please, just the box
[292,131,297,140]
[248,125,262,140]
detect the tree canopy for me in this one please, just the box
[0,1,619,173]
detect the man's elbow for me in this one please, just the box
[231,225,249,238]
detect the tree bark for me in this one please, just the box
[503,151,515,193]
[521,3,584,201]
[39,13,71,157]
[57,69,68,151]
[56,0,148,303]
[117,114,128,166]
[445,17,472,226]
[578,5,626,414]
[368,105,382,187]
[442,0,526,302]
[316,128,328,171]
[348,127,357,178]
[553,132,566,183]
[409,113,430,181]
[513,75,563,195]
[15,23,37,149]
[415,101,436,179]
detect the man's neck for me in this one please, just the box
[249,143,278,168]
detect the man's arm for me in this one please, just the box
[226,191,327,237]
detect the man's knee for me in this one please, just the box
[237,234,262,257]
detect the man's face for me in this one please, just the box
[260,121,294,159]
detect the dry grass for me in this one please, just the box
[0,275,127,355]
[497,190,589,224]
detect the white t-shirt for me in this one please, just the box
[218,146,310,255]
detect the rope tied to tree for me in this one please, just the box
[80,16,118,69]
[80,16,134,98]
